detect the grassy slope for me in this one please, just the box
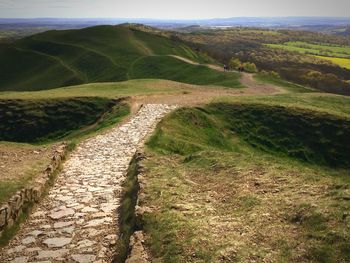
[0,97,129,143]
[0,79,197,100]
[141,94,350,262]
[0,25,231,91]
[129,56,241,88]
[254,73,315,93]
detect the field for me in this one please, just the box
[175,27,350,95]
[139,93,350,262]
[315,56,350,70]
[267,41,350,70]
[267,41,350,58]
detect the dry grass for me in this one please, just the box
[0,142,57,203]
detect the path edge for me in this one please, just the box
[0,142,70,243]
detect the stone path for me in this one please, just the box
[0,104,176,263]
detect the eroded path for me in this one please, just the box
[0,104,176,263]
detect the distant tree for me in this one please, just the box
[229,58,241,70]
[242,62,258,73]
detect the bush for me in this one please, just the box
[229,58,241,70]
[242,62,258,73]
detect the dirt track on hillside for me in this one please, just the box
[138,55,283,106]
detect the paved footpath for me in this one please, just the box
[0,104,176,263]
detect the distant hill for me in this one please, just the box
[0,25,216,91]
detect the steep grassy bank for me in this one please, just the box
[140,97,350,262]
[209,103,350,167]
[0,97,129,143]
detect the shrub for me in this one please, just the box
[242,62,258,73]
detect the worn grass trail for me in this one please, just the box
[0,104,176,263]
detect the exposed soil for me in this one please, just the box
[0,143,57,182]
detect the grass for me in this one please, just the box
[267,41,350,58]
[213,93,350,118]
[266,41,350,71]
[254,73,314,93]
[129,55,242,88]
[0,25,214,91]
[315,55,350,70]
[0,97,129,143]
[0,79,205,100]
[139,98,350,262]
[209,103,350,167]
[115,154,140,263]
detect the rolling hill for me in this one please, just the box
[0,25,229,91]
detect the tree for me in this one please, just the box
[242,62,258,73]
[229,58,241,70]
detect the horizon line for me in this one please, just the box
[1,16,350,21]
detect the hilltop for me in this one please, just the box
[0,24,242,91]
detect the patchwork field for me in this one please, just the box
[267,41,350,58]
[267,41,350,70]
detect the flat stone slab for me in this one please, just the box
[0,104,177,262]
[36,249,69,259]
[49,208,75,219]
[72,254,96,263]
[43,237,72,248]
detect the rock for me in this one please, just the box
[77,239,95,249]
[100,203,115,213]
[60,226,75,234]
[25,247,42,252]
[0,206,7,228]
[43,237,72,248]
[81,207,99,213]
[36,249,69,259]
[49,208,75,219]
[53,221,74,229]
[11,257,28,263]
[71,254,96,263]
[27,230,44,237]
[22,236,36,245]
[125,231,149,263]
[84,218,111,228]
[7,245,26,254]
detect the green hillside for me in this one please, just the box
[0,25,217,91]
[129,56,241,88]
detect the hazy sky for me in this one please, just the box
[0,0,349,19]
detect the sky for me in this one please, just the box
[0,0,349,19]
